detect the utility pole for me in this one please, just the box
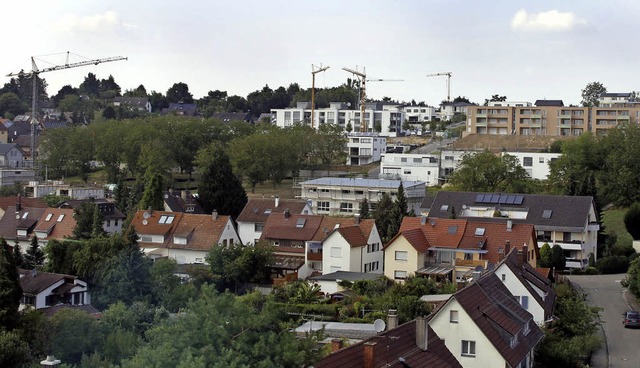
[6,52,127,165]
[311,64,329,129]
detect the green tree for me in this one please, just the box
[547,133,603,198]
[79,72,100,96]
[550,244,566,271]
[12,240,24,268]
[359,198,371,219]
[139,168,165,211]
[623,257,640,298]
[374,193,395,243]
[73,202,98,240]
[624,202,640,240]
[598,123,640,206]
[50,308,101,364]
[228,133,270,193]
[0,238,22,331]
[0,330,30,368]
[166,82,194,104]
[24,236,45,269]
[0,92,27,117]
[207,242,273,292]
[539,243,552,268]
[581,81,606,107]
[196,142,247,219]
[449,150,529,192]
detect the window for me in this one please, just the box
[440,204,449,211]
[173,236,187,245]
[320,188,330,193]
[395,251,408,261]
[194,257,204,264]
[501,274,506,281]
[106,220,111,226]
[413,158,422,163]
[450,310,459,323]
[539,157,545,163]
[330,247,341,258]
[339,202,353,213]
[255,223,265,232]
[342,189,351,194]
[296,218,307,228]
[404,170,411,174]
[317,201,330,213]
[523,157,533,166]
[518,295,529,309]
[57,214,65,222]
[45,213,53,221]
[158,215,175,224]
[475,228,485,236]
[394,270,407,280]
[461,340,476,357]
[401,157,407,163]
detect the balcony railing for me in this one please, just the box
[307,252,322,261]
[455,259,488,268]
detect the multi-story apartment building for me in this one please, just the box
[346,133,386,165]
[271,101,405,136]
[402,105,437,123]
[379,153,440,185]
[300,177,426,215]
[467,97,640,137]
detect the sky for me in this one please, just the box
[4,0,639,106]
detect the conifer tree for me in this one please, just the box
[139,168,165,211]
[24,236,44,269]
[12,240,24,268]
[0,237,22,330]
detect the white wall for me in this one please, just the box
[379,153,440,185]
[505,152,560,180]
[495,263,545,325]
[362,225,384,274]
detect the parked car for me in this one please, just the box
[623,310,640,328]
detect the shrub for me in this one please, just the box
[624,202,640,240]
[596,256,630,274]
[583,267,599,275]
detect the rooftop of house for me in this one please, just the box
[38,304,100,318]
[261,213,375,244]
[19,269,80,295]
[33,208,77,240]
[0,143,21,155]
[0,196,47,211]
[57,199,126,220]
[534,99,564,107]
[427,191,596,232]
[599,92,631,98]
[163,190,206,214]
[0,206,47,240]
[301,177,425,190]
[113,96,149,106]
[236,197,310,223]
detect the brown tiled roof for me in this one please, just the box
[334,226,367,247]
[453,274,544,367]
[169,213,231,251]
[261,213,323,241]
[130,210,183,246]
[535,267,551,280]
[237,198,309,223]
[313,319,461,368]
[400,228,429,252]
[0,196,47,211]
[34,208,76,240]
[312,217,375,242]
[462,221,536,264]
[0,206,46,240]
[19,269,75,295]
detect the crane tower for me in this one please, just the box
[426,72,453,102]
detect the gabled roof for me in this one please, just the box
[261,213,323,241]
[0,143,21,155]
[33,208,76,240]
[331,226,368,247]
[534,99,564,107]
[57,199,126,220]
[312,217,375,243]
[313,318,462,368]
[0,196,47,211]
[113,96,149,107]
[19,269,78,295]
[236,198,309,223]
[169,213,232,250]
[163,190,206,214]
[429,191,596,232]
[130,210,183,240]
[0,206,46,240]
[452,273,544,367]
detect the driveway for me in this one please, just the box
[568,274,640,367]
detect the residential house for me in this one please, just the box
[501,152,560,180]
[427,191,599,269]
[33,208,77,243]
[300,177,425,216]
[161,102,197,116]
[429,273,543,368]
[24,181,105,199]
[597,92,635,107]
[130,209,240,264]
[346,133,386,166]
[0,205,47,251]
[384,216,537,284]
[441,101,476,121]
[402,104,437,123]
[163,190,206,214]
[113,96,152,112]
[0,195,47,219]
[312,316,462,368]
[379,152,440,185]
[57,199,126,234]
[236,197,312,245]
[495,248,556,325]
[210,112,254,123]
[19,269,90,311]
[260,212,381,279]
[0,143,25,167]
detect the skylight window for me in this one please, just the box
[57,214,65,222]
[22,212,28,219]
[475,227,485,236]
[264,209,272,214]
[440,204,449,211]
[158,215,175,224]
[542,210,553,219]
[296,218,306,228]
[45,214,53,221]
[448,225,458,234]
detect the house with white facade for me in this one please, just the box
[504,152,560,180]
[429,273,543,368]
[236,197,312,245]
[19,270,91,311]
[113,97,152,112]
[440,101,476,121]
[57,199,126,235]
[130,209,240,264]
[346,133,386,165]
[300,177,425,216]
[427,191,599,269]
[495,248,556,325]
[402,105,437,123]
[270,101,405,136]
[379,153,440,185]
[25,181,105,200]
[0,206,76,253]
[321,221,383,275]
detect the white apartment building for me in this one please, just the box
[440,102,476,121]
[505,152,561,180]
[487,101,532,107]
[402,105,437,123]
[300,177,426,215]
[346,133,386,165]
[271,102,405,136]
[379,153,440,186]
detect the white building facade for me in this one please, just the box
[379,153,440,186]
[346,133,386,165]
[504,152,561,180]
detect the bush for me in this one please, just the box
[630,253,640,262]
[596,256,630,274]
[583,267,599,275]
[624,202,640,240]
[612,244,636,257]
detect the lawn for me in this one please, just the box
[601,208,634,248]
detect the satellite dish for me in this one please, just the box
[15,214,21,220]
[143,212,150,219]
[373,319,386,333]
[142,219,148,226]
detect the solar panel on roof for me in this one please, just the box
[490,194,500,203]
[506,195,516,204]
[498,195,508,204]
[475,194,484,203]
[514,196,524,205]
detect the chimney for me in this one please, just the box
[181,190,189,201]
[507,220,513,232]
[331,338,343,352]
[40,355,61,367]
[520,244,529,266]
[212,210,218,220]
[387,309,398,330]
[363,342,377,368]
[415,316,428,351]
[504,240,511,256]
[275,195,280,208]
[148,206,153,215]
[284,209,290,219]
[16,194,21,212]
[472,271,482,282]
[354,213,361,225]
[421,216,427,225]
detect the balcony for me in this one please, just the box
[455,259,488,268]
[307,251,322,261]
[588,222,600,231]
[566,259,588,269]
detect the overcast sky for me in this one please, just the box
[4,1,638,106]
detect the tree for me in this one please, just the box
[550,244,566,271]
[547,133,603,198]
[581,81,606,107]
[449,150,529,192]
[624,202,640,240]
[50,308,101,364]
[52,85,78,107]
[79,72,100,96]
[12,240,24,269]
[345,122,353,133]
[0,330,30,367]
[623,257,640,298]
[359,198,371,219]
[374,193,395,243]
[0,238,22,331]
[0,92,27,117]
[539,243,552,268]
[24,236,44,269]
[138,168,165,211]
[314,124,347,174]
[73,202,99,240]
[196,142,247,219]
[166,82,193,104]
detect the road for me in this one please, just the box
[568,274,640,368]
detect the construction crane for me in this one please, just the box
[342,67,367,132]
[311,64,329,129]
[426,72,453,102]
[6,52,128,164]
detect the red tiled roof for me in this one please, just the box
[130,210,183,242]
[313,319,461,368]
[334,226,367,247]
[401,228,429,252]
[170,213,231,251]
[237,198,309,223]
[261,213,323,241]
[34,208,76,240]
[312,217,375,242]
[0,196,47,211]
